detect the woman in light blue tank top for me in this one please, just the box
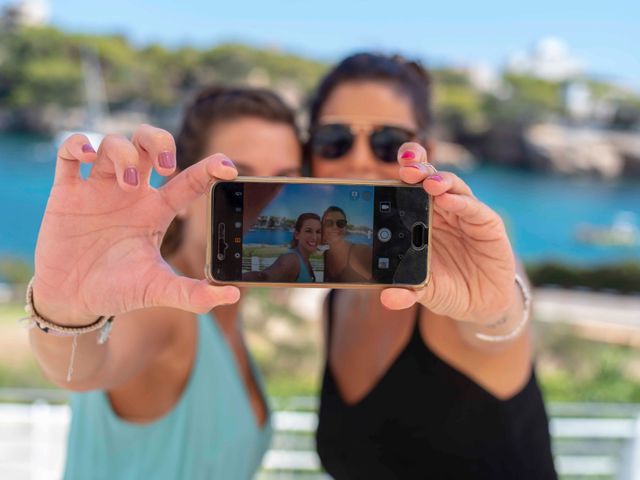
[243,213,322,283]
[289,213,322,282]
[65,313,272,480]
[28,87,303,480]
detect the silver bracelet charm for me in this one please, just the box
[474,274,531,343]
[21,276,115,381]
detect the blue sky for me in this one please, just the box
[258,184,374,227]
[4,0,639,89]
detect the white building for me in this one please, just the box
[507,37,582,82]
[1,0,49,28]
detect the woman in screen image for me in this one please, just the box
[243,212,321,282]
[307,53,557,479]
[321,206,372,282]
[28,86,301,479]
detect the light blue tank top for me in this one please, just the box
[291,248,315,282]
[64,313,272,480]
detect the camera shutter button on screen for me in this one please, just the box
[377,228,392,242]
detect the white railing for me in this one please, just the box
[242,257,325,283]
[1,394,640,479]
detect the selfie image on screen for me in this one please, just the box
[241,184,374,283]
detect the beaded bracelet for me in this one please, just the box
[22,277,115,381]
[474,274,531,343]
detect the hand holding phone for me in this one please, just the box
[32,130,241,327]
[381,143,518,326]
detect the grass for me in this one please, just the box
[0,303,27,324]
[264,375,319,399]
[535,323,640,403]
[0,303,54,389]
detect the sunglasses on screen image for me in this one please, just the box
[323,219,348,229]
[309,122,419,164]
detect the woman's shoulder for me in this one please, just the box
[280,250,301,263]
[270,251,301,278]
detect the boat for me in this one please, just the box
[575,211,639,246]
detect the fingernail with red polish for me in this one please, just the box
[82,143,95,153]
[400,151,415,160]
[158,151,175,169]
[124,167,139,186]
[428,175,443,182]
[222,159,235,168]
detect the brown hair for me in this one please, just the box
[305,52,433,174]
[161,85,300,258]
[290,213,321,248]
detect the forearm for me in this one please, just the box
[455,280,529,353]
[27,292,113,389]
[29,327,110,390]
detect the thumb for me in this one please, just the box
[144,265,240,313]
[380,288,418,310]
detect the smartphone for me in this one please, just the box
[206,177,432,288]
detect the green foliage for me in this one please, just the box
[0,359,53,389]
[431,69,573,132]
[0,26,83,108]
[0,27,327,128]
[537,323,640,403]
[264,375,318,398]
[0,303,54,389]
[2,25,639,136]
[242,288,322,397]
[480,74,565,125]
[526,260,640,294]
[0,257,32,284]
[504,74,564,112]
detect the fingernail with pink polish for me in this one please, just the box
[428,175,443,182]
[82,143,95,153]
[222,159,235,168]
[400,151,415,160]
[158,151,175,169]
[124,167,139,186]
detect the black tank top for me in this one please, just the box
[316,291,557,479]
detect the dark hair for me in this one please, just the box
[161,85,300,258]
[291,213,321,248]
[321,206,347,223]
[308,52,433,134]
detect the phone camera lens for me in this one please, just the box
[411,223,427,250]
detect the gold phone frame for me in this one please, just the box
[205,176,433,290]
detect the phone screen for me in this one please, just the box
[210,180,429,286]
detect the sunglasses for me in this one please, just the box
[323,219,347,229]
[309,122,417,164]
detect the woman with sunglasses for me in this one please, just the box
[308,53,557,479]
[321,206,372,282]
[244,212,321,283]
